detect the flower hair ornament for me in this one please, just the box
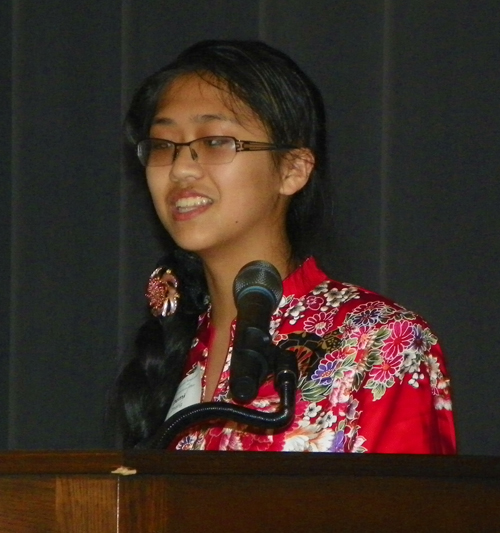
[146,267,180,317]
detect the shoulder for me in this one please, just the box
[279,260,431,337]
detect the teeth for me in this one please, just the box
[175,196,213,212]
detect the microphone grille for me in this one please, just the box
[233,260,283,308]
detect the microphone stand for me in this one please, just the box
[135,345,298,450]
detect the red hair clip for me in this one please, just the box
[146,267,180,317]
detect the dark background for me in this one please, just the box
[1,0,498,455]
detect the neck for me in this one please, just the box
[200,244,296,329]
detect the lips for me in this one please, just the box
[169,190,214,219]
[175,196,213,213]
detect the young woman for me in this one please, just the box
[114,40,456,453]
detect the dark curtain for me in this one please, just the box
[1,0,499,455]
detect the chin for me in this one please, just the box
[169,235,212,255]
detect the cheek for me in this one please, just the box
[146,172,166,201]
[146,177,170,219]
[225,158,282,197]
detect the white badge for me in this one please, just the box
[165,364,203,420]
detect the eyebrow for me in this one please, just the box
[151,113,240,126]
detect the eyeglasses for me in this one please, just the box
[136,136,297,167]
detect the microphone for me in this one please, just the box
[229,260,283,404]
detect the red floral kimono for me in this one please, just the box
[172,257,456,453]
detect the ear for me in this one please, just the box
[279,149,315,196]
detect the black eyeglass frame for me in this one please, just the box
[136,135,298,167]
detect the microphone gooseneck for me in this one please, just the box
[135,345,298,450]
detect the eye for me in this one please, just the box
[202,136,233,149]
[150,139,174,151]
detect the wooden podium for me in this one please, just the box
[0,451,499,532]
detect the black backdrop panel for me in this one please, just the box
[8,0,123,448]
[0,0,13,450]
[387,1,500,454]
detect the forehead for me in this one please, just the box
[153,74,263,130]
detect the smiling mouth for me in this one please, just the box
[175,196,213,213]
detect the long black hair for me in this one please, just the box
[113,40,329,447]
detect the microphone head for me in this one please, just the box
[233,260,283,309]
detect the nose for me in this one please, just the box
[169,144,202,183]
[173,142,198,163]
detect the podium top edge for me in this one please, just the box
[0,450,499,479]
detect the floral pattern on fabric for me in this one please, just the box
[173,258,456,453]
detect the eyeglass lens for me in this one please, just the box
[138,136,238,167]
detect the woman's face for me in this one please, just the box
[145,74,291,262]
